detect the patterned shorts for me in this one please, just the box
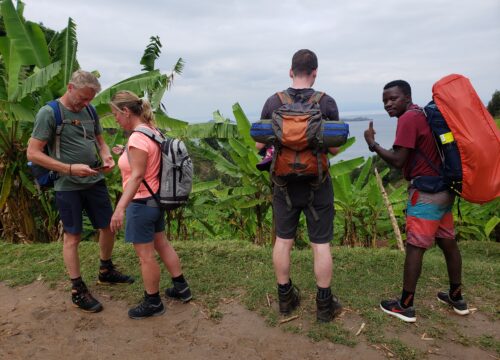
[405,188,455,249]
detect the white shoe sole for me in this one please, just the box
[380,304,416,323]
[437,296,470,315]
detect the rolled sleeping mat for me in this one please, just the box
[322,121,350,147]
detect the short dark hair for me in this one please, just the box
[291,49,318,76]
[383,80,412,97]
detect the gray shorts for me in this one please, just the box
[125,198,165,244]
[273,176,334,244]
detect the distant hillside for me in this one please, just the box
[342,116,373,122]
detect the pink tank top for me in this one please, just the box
[118,126,161,199]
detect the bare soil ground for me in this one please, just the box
[0,282,497,360]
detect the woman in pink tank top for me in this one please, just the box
[109,90,192,319]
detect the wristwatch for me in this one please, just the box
[368,142,379,152]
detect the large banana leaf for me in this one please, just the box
[332,173,353,204]
[484,216,500,238]
[366,177,382,205]
[155,112,188,131]
[149,84,167,111]
[234,198,267,209]
[98,111,188,131]
[15,61,61,101]
[150,57,184,109]
[336,136,356,155]
[228,137,251,159]
[196,142,241,177]
[330,157,364,176]
[140,36,162,72]
[1,0,50,68]
[220,140,256,175]
[8,102,35,122]
[54,18,78,87]
[230,185,259,196]
[92,70,167,107]
[192,180,220,193]
[354,156,373,189]
[0,36,22,101]
[232,103,254,147]
[179,121,239,139]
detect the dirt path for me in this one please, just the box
[0,282,383,360]
[0,282,497,360]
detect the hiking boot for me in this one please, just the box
[72,284,103,313]
[165,281,192,303]
[278,285,300,315]
[98,265,134,285]
[316,294,343,323]
[128,294,166,320]
[380,299,416,323]
[437,291,470,315]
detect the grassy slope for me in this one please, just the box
[1,239,498,359]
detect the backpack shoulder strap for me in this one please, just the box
[47,100,64,127]
[132,126,165,145]
[307,91,324,104]
[86,104,98,121]
[47,100,65,159]
[277,91,293,105]
[85,104,99,134]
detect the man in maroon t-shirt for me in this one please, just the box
[363,80,470,322]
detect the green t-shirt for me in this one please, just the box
[31,101,105,191]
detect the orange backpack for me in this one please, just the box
[432,74,500,203]
[271,91,328,180]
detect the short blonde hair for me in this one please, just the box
[69,70,101,92]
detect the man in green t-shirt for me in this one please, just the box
[27,70,134,313]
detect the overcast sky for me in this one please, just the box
[23,0,500,123]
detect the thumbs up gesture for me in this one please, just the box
[364,121,376,145]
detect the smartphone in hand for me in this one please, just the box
[92,165,110,171]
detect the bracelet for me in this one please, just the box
[69,164,72,176]
[368,142,379,152]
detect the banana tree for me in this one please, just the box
[454,198,500,241]
[332,154,407,247]
[174,104,272,244]
[0,0,80,242]
[0,0,187,242]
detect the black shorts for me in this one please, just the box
[273,176,334,244]
[55,180,113,234]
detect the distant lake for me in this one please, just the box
[334,113,397,161]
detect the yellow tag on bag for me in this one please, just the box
[439,132,455,144]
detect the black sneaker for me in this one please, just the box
[128,295,166,320]
[380,299,416,323]
[72,284,103,313]
[278,285,300,315]
[98,265,134,285]
[437,291,470,315]
[165,281,192,303]
[316,294,343,323]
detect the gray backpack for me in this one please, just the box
[131,128,193,210]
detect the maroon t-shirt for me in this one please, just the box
[393,104,441,180]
